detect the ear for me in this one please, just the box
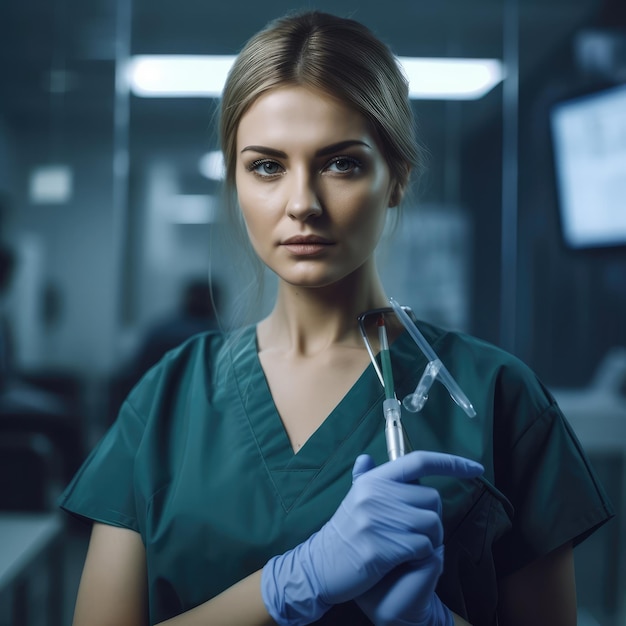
[388,181,405,208]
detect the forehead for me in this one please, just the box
[236,86,375,150]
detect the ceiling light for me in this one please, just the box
[126,55,504,100]
[399,57,505,100]
[127,55,234,98]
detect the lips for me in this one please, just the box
[281,235,333,245]
[280,234,334,256]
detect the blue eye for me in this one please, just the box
[249,159,283,177]
[326,156,361,174]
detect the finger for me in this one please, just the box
[369,481,442,514]
[352,454,377,482]
[373,450,484,483]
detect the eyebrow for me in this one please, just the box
[240,139,372,158]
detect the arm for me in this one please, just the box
[164,451,480,626]
[157,571,274,626]
[73,523,149,626]
[159,575,474,626]
[497,542,577,626]
[73,523,274,626]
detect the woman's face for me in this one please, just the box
[235,86,396,289]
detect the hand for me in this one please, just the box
[354,454,483,626]
[261,450,484,626]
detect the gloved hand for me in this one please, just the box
[261,450,484,626]
[353,454,483,626]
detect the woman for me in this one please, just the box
[60,11,613,626]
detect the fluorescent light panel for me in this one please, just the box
[127,55,504,100]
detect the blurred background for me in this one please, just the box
[0,0,624,624]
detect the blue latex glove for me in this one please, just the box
[354,454,483,626]
[261,450,484,626]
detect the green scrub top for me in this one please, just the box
[59,322,614,625]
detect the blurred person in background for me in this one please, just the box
[108,277,221,421]
[131,277,221,377]
[59,10,613,626]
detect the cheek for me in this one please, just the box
[236,176,263,228]
[333,180,390,230]
[237,172,279,215]
[234,190,259,244]
[238,206,263,244]
[236,195,277,261]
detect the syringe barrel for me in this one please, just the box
[383,398,405,460]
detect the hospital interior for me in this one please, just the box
[0,0,625,624]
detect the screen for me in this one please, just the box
[550,83,626,249]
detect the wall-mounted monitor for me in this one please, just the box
[550,83,626,250]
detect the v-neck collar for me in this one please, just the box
[230,325,428,464]
[231,326,373,464]
[224,321,492,517]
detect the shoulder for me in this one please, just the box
[419,320,547,392]
[124,327,252,420]
[415,320,559,437]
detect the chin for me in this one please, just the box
[279,267,361,290]
[268,255,371,290]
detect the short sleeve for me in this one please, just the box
[493,367,614,576]
[58,399,146,531]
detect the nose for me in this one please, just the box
[285,171,322,221]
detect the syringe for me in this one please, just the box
[377,315,405,460]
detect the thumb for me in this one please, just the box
[352,454,377,482]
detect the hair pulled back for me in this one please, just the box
[219,11,421,194]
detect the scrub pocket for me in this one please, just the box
[437,476,513,626]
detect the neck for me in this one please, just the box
[258,266,388,356]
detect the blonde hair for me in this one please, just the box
[220,10,421,193]
[216,10,423,328]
